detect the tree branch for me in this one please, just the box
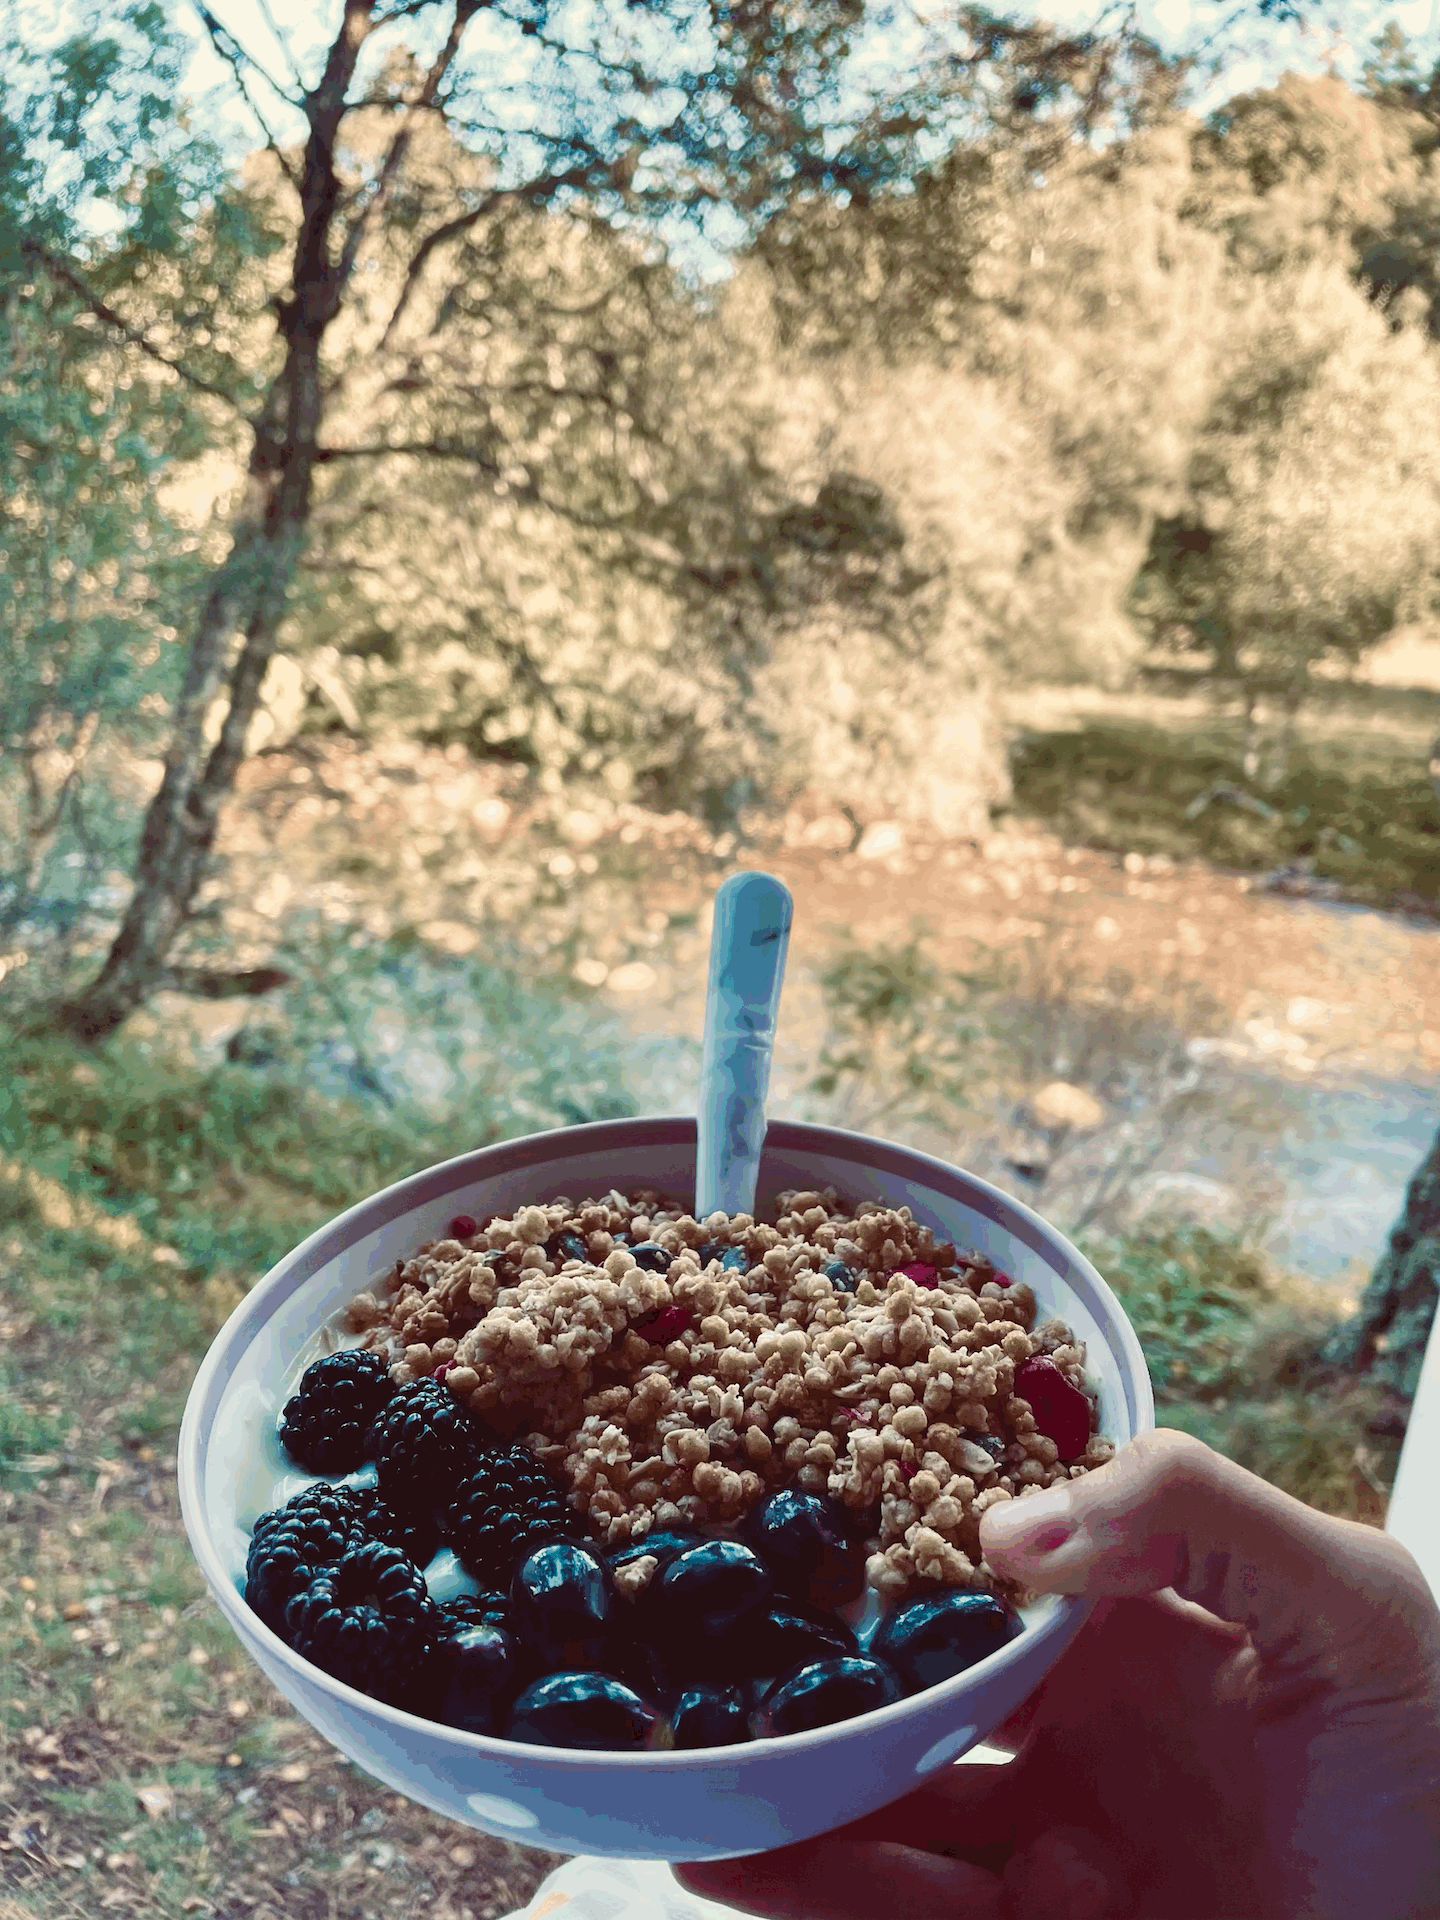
[197,4,303,191]
[311,435,705,573]
[374,159,597,355]
[331,0,484,293]
[22,243,253,416]
[252,0,311,94]
[197,3,301,104]
[160,964,292,1000]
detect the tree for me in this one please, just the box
[0,275,197,994]
[1186,69,1426,275]
[1324,1125,1440,1415]
[11,0,971,1043]
[287,169,953,829]
[1126,257,1440,731]
[0,7,238,1002]
[753,114,1243,689]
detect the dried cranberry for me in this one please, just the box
[898,1460,917,1480]
[992,1269,1013,1289]
[899,1261,938,1288]
[449,1214,479,1241]
[433,1361,452,1383]
[1013,1356,1090,1462]
[632,1305,691,1344]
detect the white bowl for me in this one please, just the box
[179,1117,1153,1861]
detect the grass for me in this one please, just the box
[1093,1226,1398,1524]
[1010,718,1440,913]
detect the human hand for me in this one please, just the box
[674,1429,1440,1920]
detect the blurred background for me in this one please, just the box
[3,0,1440,1911]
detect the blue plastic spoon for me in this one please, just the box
[695,870,794,1220]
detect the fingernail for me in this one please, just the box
[982,1485,1075,1555]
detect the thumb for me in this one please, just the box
[978,1428,1438,1697]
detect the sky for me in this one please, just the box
[139,0,1425,284]
[20,0,1440,274]
[177,0,1440,122]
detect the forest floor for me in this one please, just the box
[1,671,1436,1918]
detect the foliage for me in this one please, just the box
[13,0,1116,1033]
[0,257,206,980]
[1010,717,1440,911]
[1098,1224,1393,1520]
[753,122,1239,689]
[294,193,950,826]
[1126,257,1440,705]
[1187,70,1427,272]
[1095,1225,1271,1398]
[809,937,995,1132]
[10,16,1440,1035]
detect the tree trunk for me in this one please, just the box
[50,0,377,1044]
[1324,1120,1440,1405]
[55,360,322,1043]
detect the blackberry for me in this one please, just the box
[352,1488,440,1571]
[278,1349,395,1474]
[365,1376,490,1512]
[443,1443,576,1589]
[438,1590,514,1637]
[285,1539,443,1704]
[245,1484,370,1634]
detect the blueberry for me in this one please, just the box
[719,1598,858,1683]
[824,1261,856,1292]
[870,1590,1024,1695]
[697,1241,749,1273]
[511,1541,613,1670]
[669,1684,751,1750]
[594,1625,666,1701]
[751,1657,904,1738]
[627,1241,673,1272]
[604,1529,704,1582]
[641,1540,774,1641]
[551,1231,590,1265]
[506,1671,662,1750]
[429,1623,525,1735]
[966,1432,1006,1465]
[744,1490,867,1608]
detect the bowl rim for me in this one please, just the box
[178,1113,1154,1770]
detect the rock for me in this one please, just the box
[606,962,657,994]
[1030,1082,1105,1131]
[856,822,905,861]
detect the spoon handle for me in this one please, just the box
[695,870,793,1221]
